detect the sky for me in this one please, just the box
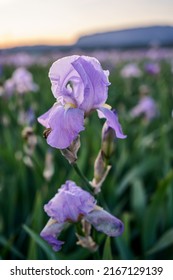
[0,0,173,48]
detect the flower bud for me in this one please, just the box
[43,150,54,182]
[22,126,37,156]
[91,150,111,193]
[101,122,116,159]
[60,135,81,164]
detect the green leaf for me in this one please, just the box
[117,157,158,196]
[142,169,173,251]
[23,225,57,260]
[0,236,24,259]
[147,228,173,255]
[102,237,112,260]
[114,236,134,260]
[131,179,146,221]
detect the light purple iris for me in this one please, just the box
[3,67,39,96]
[130,96,158,120]
[40,180,124,251]
[38,55,126,149]
[120,63,142,78]
[12,67,39,93]
[144,62,160,75]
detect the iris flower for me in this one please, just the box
[130,95,158,120]
[40,180,124,251]
[4,67,38,96]
[120,63,142,78]
[144,62,160,75]
[38,55,126,149]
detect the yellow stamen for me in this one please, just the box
[103,103,112,110]
[64,103,76,109]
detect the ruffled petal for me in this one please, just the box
[85,207,124,237]
[49,55,80,98]
[40,218,65,252]
[39,104,85,149]
[97,107,127,139]
[72,56,110,112]
[44,180,96,223]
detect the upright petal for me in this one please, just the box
[40,218,65,251]
[39,104,85,149]
[49,55,79,98]
[97,107,127,139]
[85,206,124,237]
[72,56,110,112]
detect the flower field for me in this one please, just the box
[0,48,173,260]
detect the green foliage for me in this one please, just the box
[0,57,173,260]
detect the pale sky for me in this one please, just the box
[0,0,173,48]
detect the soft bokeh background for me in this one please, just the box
[0,0,173,260]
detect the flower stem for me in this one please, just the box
[72,163,93,193]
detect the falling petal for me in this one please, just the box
[97,107,126,139]
[86,206,124,237]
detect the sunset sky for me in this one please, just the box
[0,0,173,48]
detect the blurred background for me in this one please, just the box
[0,0,173,260]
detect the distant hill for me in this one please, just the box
[76,25,173,49]
[1,25,173,54]
[0,44,73,54]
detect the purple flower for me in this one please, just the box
[12,67,39,93]
[120,63,142,78]
[40,180,124,251]
[144,63,160,75]
[38,55,126,149]
[130,96,158,120]
[44,180,96,223]
[4,78,16,97]
[3,67,39,96]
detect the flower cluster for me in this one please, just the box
[38,55,126,252]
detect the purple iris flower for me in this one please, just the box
[130,96,158,120]
[3,67,39,96]
[120,63,142,78]
[144,62,160,75]
[40,180,124,251]
[38,55,126,149]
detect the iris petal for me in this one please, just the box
[49,55,79,98]
[40,219,65,252]
[85,207,124,237]
[37,107,52,128]
[41,104,85,149]
[44,181,96,223]
[97,107,127,139]
[72,56,110,112]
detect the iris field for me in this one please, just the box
[0,49,173,260]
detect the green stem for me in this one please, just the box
[72,163,93,193]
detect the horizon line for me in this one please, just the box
[1,22,173,50]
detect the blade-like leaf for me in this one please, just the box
[23,225,57,260]
[147,228,173,255]
[102,237,112,260]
